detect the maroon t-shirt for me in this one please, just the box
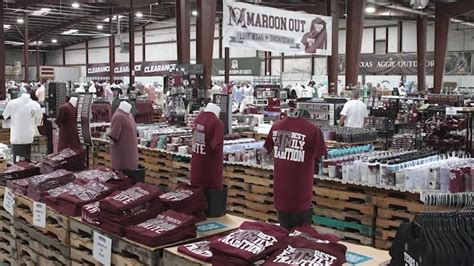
[109,109,139,171]
[55,102,82,152]
[264,117,327,213]
[190,112,224,189]
[210,221,288,262]
[99,183,161,213]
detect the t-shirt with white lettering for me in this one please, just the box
[264,117,327,213]
[2,96,42,144]
[339,100,368,128]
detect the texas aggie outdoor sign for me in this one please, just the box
[223,0,332,55]
[86,61,183,77]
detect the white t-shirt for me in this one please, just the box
[340,100,368,128]
[3,97,42,144]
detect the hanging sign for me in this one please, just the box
[337,52,472,75]
[212,57,261,76]
[223,0,332,55]
[87,62,203,77]
[77,93,94,146]
[213,94,232,135]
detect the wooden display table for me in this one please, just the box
[163,240,391,266]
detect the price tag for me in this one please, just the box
[33,201,46,228]
[93,231,112,266]
[2,187,15,216]
[445,107,458,115]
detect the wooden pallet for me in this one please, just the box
[376,197,424,213]
[70,218,161,265]
[0,250,17,265]
[70,232,141,266]
[227,197,276,214]
[163,247,206,266]
[14,195,69,245]
[313,225,374,246]
[0,231,15,255]
[225,180,273,196]
[313,186,376,204]
[377,208,416,222]
[374,239,393,250]
[13,219,69,258]
[375,228,397,246]
[314,196,376,216]
[314,207,375,227]
[313,215,374,237]
[0,211,14,227]
[227,189,273,204]
[227,205,277,223]
[16,230,70,266]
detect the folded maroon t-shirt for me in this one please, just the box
[263,235,347,266]
[82,201,100,226]
[99,183,161,213]
[210,221,288,263]
[178,240,213,262]
[289,226,340,243]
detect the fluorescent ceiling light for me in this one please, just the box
[136,12,143,18]
[103,15,124,22]
[51,39,58,43]
[37,41,43,45]
[72,2,80,8]
[192,10,198,16]
[3,24,10,30]
[17,18,24,24]
[365,6,376,14]
[32,8,51,16]
[97,25,104,29]
[62,29,78,35]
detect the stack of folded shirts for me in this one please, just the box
[42,179,120,216]
[264,226,347,266]
[209,221,288,265]
[0,162,40,185]
[177,236,220,263]
[99,183,164,236]
[39,148,86,174]
[6,177,30,195]
[125,209,196,247]
[73,168,131,191]
[82,201,100,226]
[159,183,208,221]
[26,169,75,200]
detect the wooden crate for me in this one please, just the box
[14,195,70,245]
[312,215,374,237]
[70,218,161,265]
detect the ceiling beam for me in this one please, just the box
[29,7,129,41]
[443,0,474,17]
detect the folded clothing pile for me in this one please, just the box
[73,168,131,191]
[42,178,126,216]
[6,177,30,195]
[26,169,75,200]
[82,201,100,226]
[159,183,208,221]
[99,183,164,236]
[177,236,220,263]
[209,221,288,265]
[264,226,347,266]
[125,209,196,247]
[40,148,86,174]
[0,162,40,185]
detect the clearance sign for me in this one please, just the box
[223,0,332,55]
[86,61,185,77]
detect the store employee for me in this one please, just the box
[339,90,368,128]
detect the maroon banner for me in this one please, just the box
[76,93,93,147]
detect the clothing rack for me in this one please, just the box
[422,192,474,208]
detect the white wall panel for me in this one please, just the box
[229,48,255,58]
[387,27,398,53]
[271,59,282,76]
[65,49,85,65]
[283,58,311,74]
[338,29,346,54]
[313,57,327,75]
[88,48,108,64]
[361,28,374,54]
[46,50,63,65]
[68,43,85,49]
[401,21,416,52]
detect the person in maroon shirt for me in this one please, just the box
[264,111,327,229]
[301,17,328,54]
[190,103,224,190]
[55,98,82,152]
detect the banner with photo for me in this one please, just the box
[223,0,332,55]
[337,52,472,75]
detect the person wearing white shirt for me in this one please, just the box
[338,90,368,128]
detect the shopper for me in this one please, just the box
[338,90,368,128]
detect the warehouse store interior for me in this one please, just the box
[0,0,473,265]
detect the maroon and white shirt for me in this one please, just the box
[264,117,327,213]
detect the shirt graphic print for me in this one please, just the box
[192,123,206,155]
[272,131,307,163]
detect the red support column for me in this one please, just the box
[0,0,6,99]
[109,10,115,83]
[23,13,29,82]
[62,46,66,66]
[176,0,190,63]
[129,0,135,87]
[224,47,229,84]
[267,52,272,76]
[345,0,366,89]
[416,15,427,93]
[327,0,339,94]
[142,25,146,62]
[36,43,40,81]
[85,40,89,66]
[433,5,450,94]
[196,0,217,88]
